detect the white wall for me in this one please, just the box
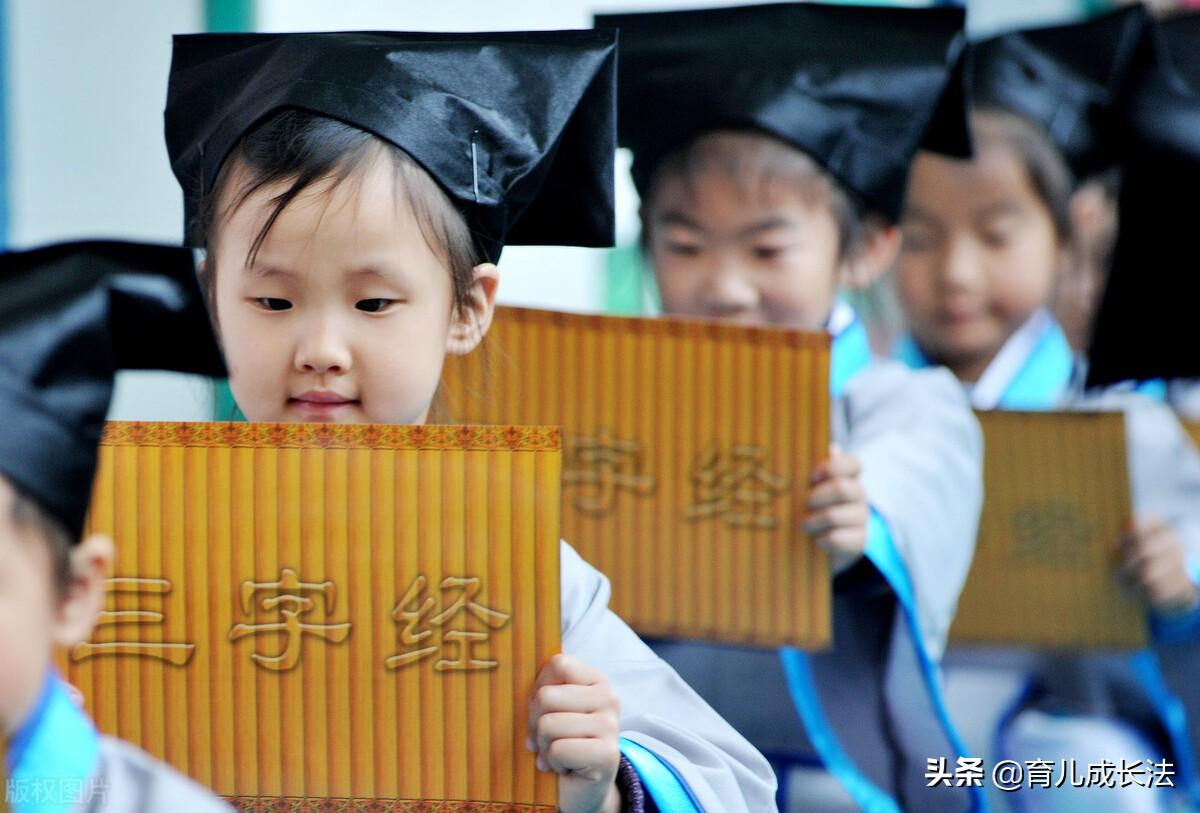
[5,0,214,420]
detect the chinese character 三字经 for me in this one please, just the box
[562,430,656,515]
[387,576,511,672]
[228,568,351,671]
[71,578,195,665]
[684,444,790,530]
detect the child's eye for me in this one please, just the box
[356,298,395,313]
[255,297,293,311]
[665,242,702,258]
[752,246,787,262]
[981,230,1012,249]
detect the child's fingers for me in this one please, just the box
[1120,524,1180,574]
[528,683,613,738]
[807,476,865,511]
[533,653,604,691]
[544,737,622,780]
[533,711,617,757]
[813,526,868,557]
[1130,515,1170,538]
[803,502,868,537]
[809,445,861,484]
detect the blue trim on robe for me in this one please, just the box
[898,315,1199,803]
[1150,558,1200,644]
[1129,651,1200,805]
[782,309,985,812]
[779,647,901,813]
[620,737,704,812]
[7,671,101,813]
[893,320,1075,410]
[991,321,1074,409]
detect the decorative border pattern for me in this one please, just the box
[100,422,561,451]
[503,305,831,349]
[225,799,553,813]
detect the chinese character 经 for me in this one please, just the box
[387,575,511,672]
[684,444,790,530]
[229,568,351,671]
[71,578,195,665]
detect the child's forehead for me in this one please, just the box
[650,167,838,225]
[648,132,843,218]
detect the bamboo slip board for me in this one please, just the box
[441,306,832,649]
[60,421,562,812]
[951,411,1148,650]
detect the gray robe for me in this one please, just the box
[562,541,780,812]
[653,361,984,812]
[81,737,232,813]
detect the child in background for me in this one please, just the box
[599,5,984,811]
[893,10,1200,810]
[0,241,232,813]
[164,30,776,813]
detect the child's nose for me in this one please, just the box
[938,236,981,289]
[294,316,352,375]
[701,258,759,316]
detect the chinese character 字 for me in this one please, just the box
[684,444,790,530]
[228,568,351,671]
[71,578,195,665]
[562,429,656,515]
[387,576,511,672]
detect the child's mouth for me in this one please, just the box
[288,391,359,420]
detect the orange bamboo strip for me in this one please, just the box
[67,422,560,811]
[951,411,1146,649]
[441,306,832,649]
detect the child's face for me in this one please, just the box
[0,479,109,735]
[896,144,1062,380]
[646,169,842,330]
[0,481,57,734]
[212,156,490,425]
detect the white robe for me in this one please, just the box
[80,737,232,813]
[561,541,780,812]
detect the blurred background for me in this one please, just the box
[0,0,1161,423]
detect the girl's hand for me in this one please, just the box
[804,444,869,572]
[1119,516,1199,616]
[527,654,622,813]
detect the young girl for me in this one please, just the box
[598,5,984,811]
[164,30,776,813]
[893,19,1200,808]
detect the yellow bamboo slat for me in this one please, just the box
[59,421,561,812]
[441,306,832,649]
[1184,420,1200,452]
[951,411,1148,649]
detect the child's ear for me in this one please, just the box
[446,262,500,357]
[840,219,902,292]
[51,534,114,649]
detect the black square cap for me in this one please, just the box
[970,5,1153,181]
[596,2,970,221]
[0,241,226,539]
[1086,13,1200,387]
[165,30,618,261]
